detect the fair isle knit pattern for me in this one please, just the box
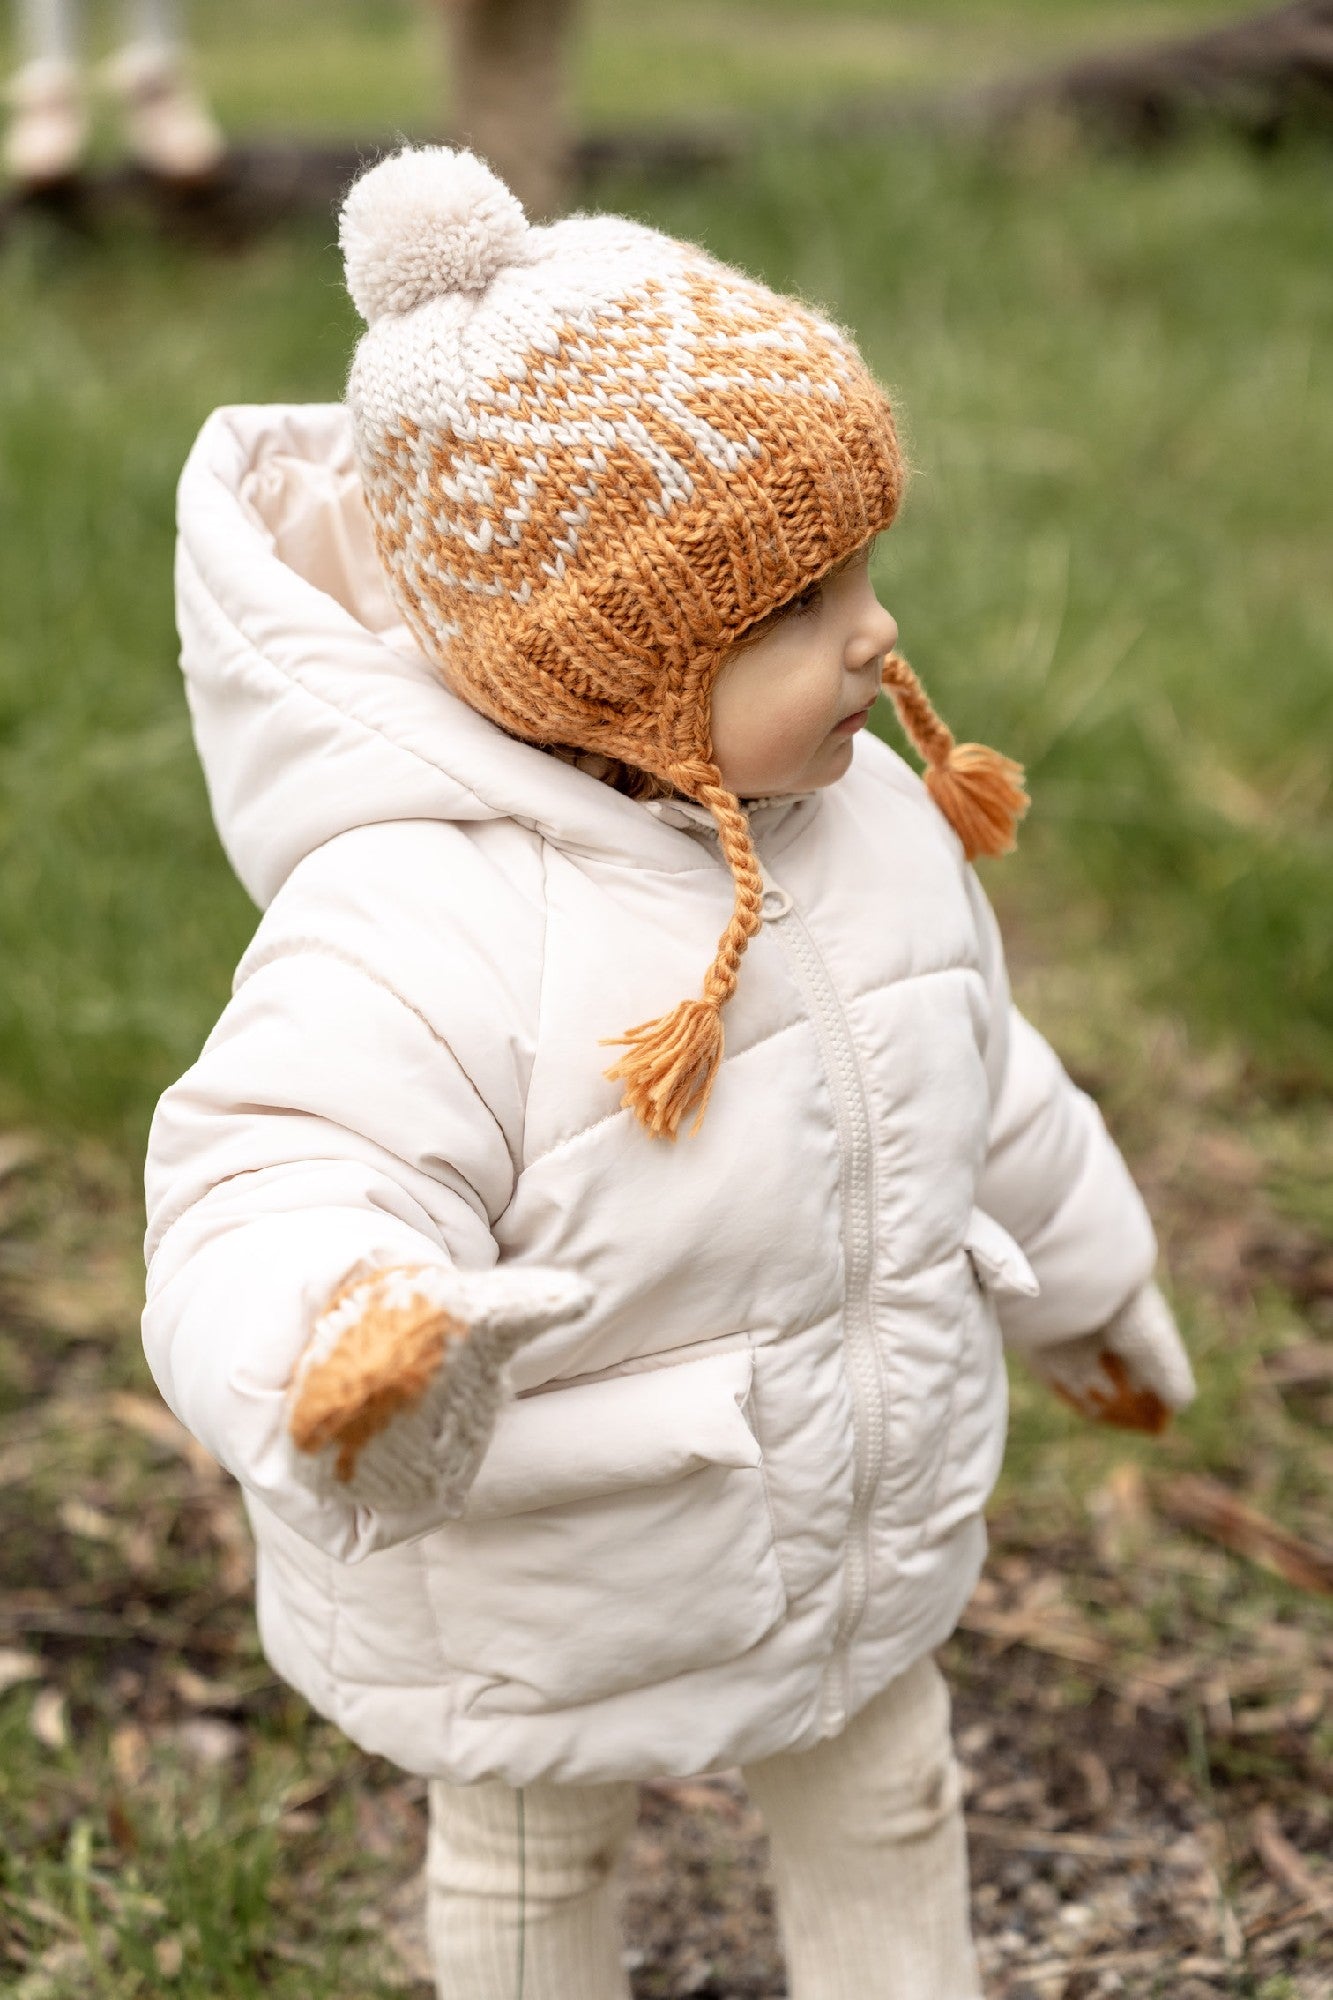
[344,183,904,784]
[341,148,1022,1141]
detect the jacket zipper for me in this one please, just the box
[754,857,882,1736]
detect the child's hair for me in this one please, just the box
[339,147,1024,1140]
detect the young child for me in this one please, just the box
[143,146,1196,1999]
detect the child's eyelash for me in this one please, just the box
[790,584,822,616]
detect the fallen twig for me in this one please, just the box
[964,1814,1158,1859]
[957,1602,1111,1667]
[1158,1474,1333,1594]
[1252,1805,1333,1916]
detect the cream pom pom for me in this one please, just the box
[340,146,529,324]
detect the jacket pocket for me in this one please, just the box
[929,1210,1036,1536]
[422,1348,788,1711]
[963,1207,1039,1300]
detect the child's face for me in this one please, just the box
[709,542,898,798]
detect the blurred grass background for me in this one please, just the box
[1,0,1329,1147]
[2,5,1331,1993]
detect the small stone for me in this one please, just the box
[161,1717,243,1768]
[153,1937,184,1978]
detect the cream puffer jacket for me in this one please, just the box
[143,405,1158,1787]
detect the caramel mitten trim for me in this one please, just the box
[287,1262,592,1513]
[1033,1280,1196,1434]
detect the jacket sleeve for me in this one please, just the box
[142,942,518,1561]
[966,871,1158,1351]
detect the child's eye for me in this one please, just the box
[790,582,822,617]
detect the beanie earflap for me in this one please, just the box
[881,652,1029,860]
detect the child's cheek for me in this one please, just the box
[711,652,836,791]
[763,676,840,765]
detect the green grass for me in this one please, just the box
[1,115,1330,1148]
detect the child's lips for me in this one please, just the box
[831,703,873,735]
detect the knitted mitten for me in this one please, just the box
[1030,1281,1196,1434]
[287,1262,591,1514]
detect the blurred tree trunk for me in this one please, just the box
[440,0,579,219]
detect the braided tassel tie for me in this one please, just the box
[881,651,1029,860]
[601,995,726,1141]
[602,765,764,1140]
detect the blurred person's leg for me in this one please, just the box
[5,0,85,187]
[743,1655,982,2000]
[426,1773,637,1999]
[105,0,222,181]
[14,0,77,65]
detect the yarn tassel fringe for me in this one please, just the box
[924,742,1029,860]
[601,997,725,1141]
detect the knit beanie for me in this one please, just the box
[340,147,1026,1140]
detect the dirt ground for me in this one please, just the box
[362,1544,1332,2000]
[1,964,1330,1996]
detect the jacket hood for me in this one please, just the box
[175,404,810,908]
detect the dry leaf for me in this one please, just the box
[110,1391,222,1481]
[159,1717,243,1768]
[29,1688,68,1750]
[106,1797,138,1855]
[373,1866,434,1986]
[0,1131,42,1180]
[1232,1689,1326,1735]
[58,1499,118,1543]
[1073,1747,1113,1817]
[111,1724,150,1787]
[0,1439,41,1489]
[1264,1343,1333,1389]
[172,1666,242,1711]
[153,1937,184,1978]
[0,1648,43,1695]
[1088,1459,1152,1567]
[26,1274,123,1339]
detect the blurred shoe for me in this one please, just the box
[103,42,225,184]
[4,58,87,191]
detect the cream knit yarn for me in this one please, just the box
[341,146,1025,1139]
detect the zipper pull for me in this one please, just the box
[758,864,793,924]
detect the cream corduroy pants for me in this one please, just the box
[425,1654,981,2000]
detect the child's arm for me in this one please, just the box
[143,942,587,1561]
[965,874,1195,1430]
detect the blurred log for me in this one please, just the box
[0,126,740,247]
[972,0,1333,147]
[440,0,579,219]
[3,3,1330,246]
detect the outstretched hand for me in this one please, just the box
[1031,1281,1196,1435]
[287,1262,592,1514]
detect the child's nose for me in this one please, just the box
[847,602,898,672]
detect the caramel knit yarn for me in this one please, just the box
[341,146,1025,1140]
